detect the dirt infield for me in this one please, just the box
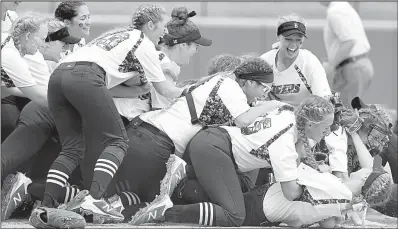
[1,209,397,228]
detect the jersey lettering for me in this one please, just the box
[273,84,301,95]
[95,32,130,51]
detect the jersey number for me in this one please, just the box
[95,32,130,51]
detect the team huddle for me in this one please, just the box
[1,1,397,228]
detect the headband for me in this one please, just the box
[45,27,81,44]
[235,72,274,83]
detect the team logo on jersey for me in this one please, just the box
[96,32,130,51]
[241,117,272,135]
[272,84,301,95]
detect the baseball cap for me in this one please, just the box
[277,21,307,38]
[235,72,274,84]
[163,26,212,46]
[45,27,81,44]
[163,10,212,47]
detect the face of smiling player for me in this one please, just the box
[277,33,305,60]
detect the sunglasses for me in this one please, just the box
[258,82,272,93]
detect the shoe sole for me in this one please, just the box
[63,190,123,224]
[29,208,86,229]
[1,174,29,221]
[160,155,187,197]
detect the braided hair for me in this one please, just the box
[88,4,166,46]
[9,13,48,55]
[295,95,334,170]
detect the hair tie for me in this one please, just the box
[187,11,196,18]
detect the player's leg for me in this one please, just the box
[131,127,246,227]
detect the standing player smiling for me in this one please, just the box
[259,13,350,183]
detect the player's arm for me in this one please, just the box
[349,131,373,169]
[135,41,184,98]
[308,54,332,97]
[234,100,285,127]
[1,86,26,98]
[216,78,285,128]
[109,83,151,98]
[2,52,48,107]
[269,128,303,200]
[18,85,48,107]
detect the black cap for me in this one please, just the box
[277,21,307,38]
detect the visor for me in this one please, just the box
[235,72,274,84]
[163,28,212,46]
[45,27,81,44]
[277,21,307,38]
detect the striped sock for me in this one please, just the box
[120,191,141,207]
[90,153,120,199]
[165,202,215,226]
[42,163,70,207]
[61,186,81,204]
[115,180,131,194]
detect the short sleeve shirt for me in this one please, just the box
[140,72,250,156]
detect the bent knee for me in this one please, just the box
[229,208,246,227]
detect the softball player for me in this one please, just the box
[260,13,331,107]
[39,4,187,223]
[129,95,336,226]
[1,18,82,221]
[63,57,279,223]
[46,1,91,72]
[259,13,350,183]
[114,6,211,121]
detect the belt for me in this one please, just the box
[130,116,163,135]
[336,52,368,69]
[58,61,106,76]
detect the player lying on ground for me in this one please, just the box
[129,95,339,226]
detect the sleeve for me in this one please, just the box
[327,8,356,42]
[134,39,166,83]
[268,129,299,182]
[24,52,51,82]
[2,49,36,88]
[217,77,251,118]
[326,127,348,172]
[260,50,275,66]
[308,53,332,97]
